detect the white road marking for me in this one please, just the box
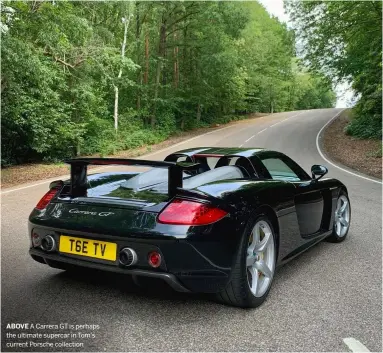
[343,337,371,352]
[316,110,382,185]
[240,128,267,147]
[240,110,307,146]
[241,110,306,146]
[269,111,306,128]
[270,121,282,127]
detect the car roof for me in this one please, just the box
[173,147,267,158]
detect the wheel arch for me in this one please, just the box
[254,204,280,258]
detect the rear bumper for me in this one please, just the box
[30,249,190,292]
[29,244,231,294]
[28,221,235,293]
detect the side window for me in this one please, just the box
[261,158,301,181]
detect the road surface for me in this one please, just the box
[1,108,381,352]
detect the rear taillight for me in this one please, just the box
[158,199,228,225]
[35,187,60,210]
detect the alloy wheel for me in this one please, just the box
[335,195,350,237]
[246,220,275,298]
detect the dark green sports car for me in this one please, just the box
[29,147,351,308]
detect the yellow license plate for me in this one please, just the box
[59,235,117,261]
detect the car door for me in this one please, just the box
[254,152,324,237]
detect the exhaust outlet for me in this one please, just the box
[41,235,56,252]
[119,248,138,267]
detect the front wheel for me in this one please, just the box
[327,191,351,243]
[215,215,277,308]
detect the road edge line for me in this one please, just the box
[343,337,371,352]
[316,109,382,185]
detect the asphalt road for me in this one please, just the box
[1,109,382,352]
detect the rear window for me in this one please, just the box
[86,169,171,199]
[59,169,170,201]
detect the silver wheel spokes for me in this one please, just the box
[246,220,275,298]
[335,195,350,237]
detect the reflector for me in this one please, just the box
[148,251,161,268]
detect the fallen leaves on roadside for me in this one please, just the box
[322,110,382,179]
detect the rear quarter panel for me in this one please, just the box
[193,179,302,265]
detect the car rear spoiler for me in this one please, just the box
[65,157,200,198]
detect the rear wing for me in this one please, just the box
[65,157,200,198]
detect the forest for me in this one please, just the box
[1,1,337,165]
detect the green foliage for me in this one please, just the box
[1,0,336,166]
[345,108,382,139]
[286,0,382,139]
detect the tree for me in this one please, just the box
[285,0,382,138]
[114,2,134,132]
[1,0,336,166]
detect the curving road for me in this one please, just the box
[1,109,382,352]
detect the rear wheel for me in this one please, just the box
[327,191,351,243]
[215,215,277,308]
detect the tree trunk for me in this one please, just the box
[173,32,179,89]
[196,103,201,123]
[136,2,141,111]
[152,18,167,128]
[144,31,149,84]
[114,85,119,131]
[182,26,188,88]
[114,11,131,132]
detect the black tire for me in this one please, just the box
[215,214,277,308]
[326,191,351,243]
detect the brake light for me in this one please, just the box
[158,199,227,225]
[35,187,60,210]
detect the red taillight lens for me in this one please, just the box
[35,187,60,210]
[158,199,228,225]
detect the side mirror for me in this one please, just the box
[311,165,328,181]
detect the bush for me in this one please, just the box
[345,112,382,139]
